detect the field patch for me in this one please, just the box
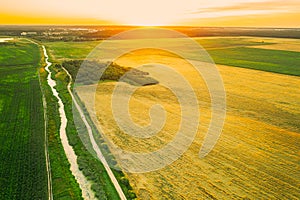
[0,38,13,43]
[207,47,300,76]
[0,39,47,199]
[195,36,272,49]
[0,39,40,66]
[250,43,300,52]
[45,40,100,61]
[246,37,300,52]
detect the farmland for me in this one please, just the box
[44,36,300,199]
[3,35,298,199]
[0,38,47,199]
[76,48,300,199]
[0,38,86,199]
[208,46,300,76]
[0,37,138,200]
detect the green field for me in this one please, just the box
[0,39,47,199]
[45,41,100,61]
[198,37,300,76]
[45,37,300,76]
[0,39,137,199]
[0,39,41,66]
[0,39,84,199]
[208,47,300,76]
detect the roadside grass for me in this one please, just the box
[46,38,139,199]
[0,39,47,199]
[39,65,83,199]
[50,62,137,199]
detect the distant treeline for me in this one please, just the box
[1,26,300,41]
[175,27,300,39]
[57,60,158,86]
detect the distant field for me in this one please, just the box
[45,37,271,60]
[76,50,300,199]
[207,47,300,76]
[0,39,47,198]
[0,39,40,65]
[246,37,300,52]
[194,36,273,49]
[45,37,300,76]
[45,40,100,60]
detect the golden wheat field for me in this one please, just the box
[76,50,300,199]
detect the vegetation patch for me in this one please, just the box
[59,59,158,86]
[51,63,137,199]
[39,49,84,199]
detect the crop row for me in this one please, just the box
[0,60,47,199]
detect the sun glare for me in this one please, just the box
[117,17,175,26]
[94,0,188,26]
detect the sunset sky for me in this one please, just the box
[1,0,300,27]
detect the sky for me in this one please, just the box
[1,0,300,27]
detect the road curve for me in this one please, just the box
[61,66,127,200]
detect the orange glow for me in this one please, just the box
[0,13,112,25]
[0,0,300,27]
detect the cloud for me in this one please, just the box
[181,12,300,27]
[188,0,300,18]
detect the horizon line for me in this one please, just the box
[0,24,299,29]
